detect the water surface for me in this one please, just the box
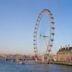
[0,61,72,72]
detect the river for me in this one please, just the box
[0,61,72,72]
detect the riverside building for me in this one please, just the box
[56,46,72,63]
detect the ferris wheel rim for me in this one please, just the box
[33,9,55,57]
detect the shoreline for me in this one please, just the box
[52,61,72,66]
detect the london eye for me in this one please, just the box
[33,9,55,62]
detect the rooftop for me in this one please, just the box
[57,46,72,53]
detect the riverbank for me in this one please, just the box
[53,61,72,66]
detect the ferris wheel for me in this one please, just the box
[33,9,55,60]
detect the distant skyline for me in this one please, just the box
[0,0,72,54]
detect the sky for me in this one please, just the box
[0,0,72,55]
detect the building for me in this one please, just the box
[56,46,72,63]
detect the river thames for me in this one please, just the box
[0,61,72,72]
